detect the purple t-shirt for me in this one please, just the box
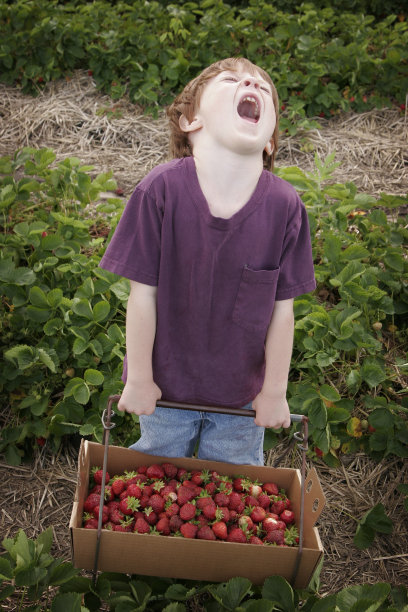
[100,156,316,408]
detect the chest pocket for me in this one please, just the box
[232,265,280,333]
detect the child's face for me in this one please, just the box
[184,68,276,157]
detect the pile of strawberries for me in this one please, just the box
[82,462,299,546]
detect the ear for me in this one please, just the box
[179,114,203,133]
[264,140,273,156]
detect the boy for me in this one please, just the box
[99,57,316,465]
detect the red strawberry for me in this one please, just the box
[180,522,198,538]
[197,525,216,540]
[177,486,196,505]
[257,493,271,510]
[250,506,266,523]
[227,527,247,543]
[249,535,264,545]
[248,484,262,498]
[104,521,115,530]
[245,495,258,508]
[191,470,210,486]
[204,482,217,495]
[214,492,230,507]
[144,507,158,525]
[264,529,285,545]
[263,482,279,496]
[229,492,245,513]
[196,495,213,510]
[160,485,177,501]
[262,516,281,533]
[238,515,254,531]
[119,496,140,516]
[93,504,109,523]
[156,516,170,535]
[111,477,126,497]
[126,484,143,499]
[149,494,165,514]
[109,508,124,524]
[134,517,150,534]
[202,503,217,520]
[232,477,247,492]
[143,485,154,497]
[137,465,147,474]
[84,518,99,529]
[169,514,183,532]
[212,521,227,540]
[84,493,100,513]
[162,462,178,479]
[139,494,151,509]
[103,485,114,502]
[146,464,165,480]
[196,514,209,527]
[271,500,286,515]
[280,509,295,525]
[93,468,110,485]
[165,502,179,518]
[177,467,189,481]
[284,525,299,546]
[179,502,196,521]
[217,506,230,522]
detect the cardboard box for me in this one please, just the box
[70,440,325,588]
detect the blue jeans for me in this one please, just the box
[129,403,265,466]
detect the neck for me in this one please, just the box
[192,144,264,218]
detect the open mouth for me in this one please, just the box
[237,95,260,123]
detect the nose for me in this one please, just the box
[243,77,259,89]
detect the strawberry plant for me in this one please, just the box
[0,147,407,466]
[0,1,406,128]
[2,528,407,610]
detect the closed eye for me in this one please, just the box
[223,76,238,82]
[261,86,271,94]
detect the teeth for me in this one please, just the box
[242,96,259,111]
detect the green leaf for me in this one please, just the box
[361,358,387,388]
[37,348,57,373]
[128,579,152,608]
[72,298,93,320]
[36,527,53,556]
[354,523,375,549]
[336,583,391,610]
[4,345,37,370]
[44,317,63,336]
[72,337,89,355]
[110,278,130,301]
[84,369,104,386]
[384,251,404,273]
[364,504,393,534]
[326,405,351,423]
[47,288,63,308]
[262,576,295,611]
[51,592,83,612]
[319,384,340,403]
[0,584,15,602]
[15,566,47,587]
[368,408,394,432]
[0,558,13,580]
[29,286,49,308]
[93,300,110,322]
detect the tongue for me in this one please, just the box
[237,99,258,122]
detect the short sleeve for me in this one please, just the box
[275,195,316,300]
[99,187,162,286]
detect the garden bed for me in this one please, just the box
[0,71,407,608]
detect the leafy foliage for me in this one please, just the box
[0,0,406,131]
[0,148,407,465]
[1,528,408,610]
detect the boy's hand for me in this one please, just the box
[252,391,291,429]
[118,380,162,416]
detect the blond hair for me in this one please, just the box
[167,57,279,171]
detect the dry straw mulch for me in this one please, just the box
[0,71,407,196]
[0,71,407,605]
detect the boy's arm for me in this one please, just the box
[252,298,294,429]
[118,280,161,415]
